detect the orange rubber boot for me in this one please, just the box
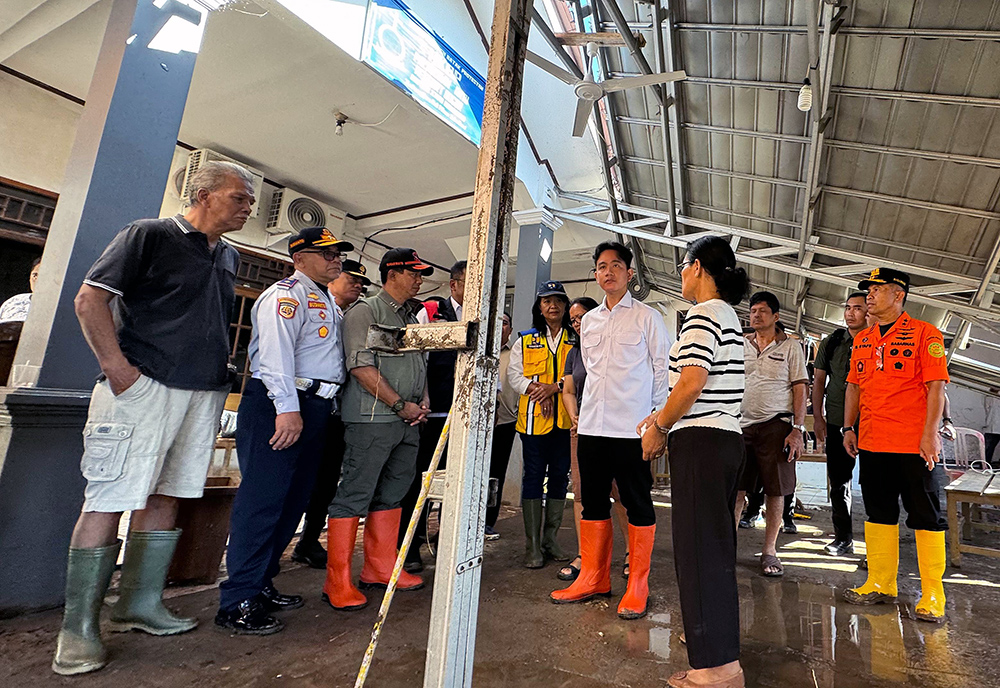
[618,524,655,619]
[322,518,368,611]
[360,509,425,591]
[551,519,613,604]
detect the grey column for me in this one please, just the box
[510,208,562,334]
[0,0,207,614]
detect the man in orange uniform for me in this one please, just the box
[841,267,949,623]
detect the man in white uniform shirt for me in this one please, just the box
[551,241,670,621]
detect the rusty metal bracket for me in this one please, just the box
[365,321,478,353]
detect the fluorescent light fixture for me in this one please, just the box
[275,0,368,59]
[146,0,208,55]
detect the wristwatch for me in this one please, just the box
[792,424,807,434]
[390,399,406,414]
[842,426,856,434]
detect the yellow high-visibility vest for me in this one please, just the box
[515,328,573,435]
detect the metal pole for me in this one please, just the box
[422,0,530,685]
[356,415,451,688]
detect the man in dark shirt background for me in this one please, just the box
[400,260,466,571]
[812,292,868,555]
[52,162,253,675]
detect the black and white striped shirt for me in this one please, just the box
[668,299,745,434]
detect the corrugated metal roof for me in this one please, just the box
[558,0,1000,387]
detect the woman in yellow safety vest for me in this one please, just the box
[506,281,574,569]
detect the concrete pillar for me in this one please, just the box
[510,208,562,334]
[0,0,207,614]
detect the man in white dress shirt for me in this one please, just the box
[551,241,671,621]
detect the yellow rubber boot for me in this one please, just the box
[844,522,899,605]
[914,530,946,622]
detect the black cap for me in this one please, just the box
[536,280,567,298]
[341,259,371,286]
[858,267,910,292]
[380,248,434,276]
[288,226,353,256]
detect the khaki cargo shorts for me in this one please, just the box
[81,374,227,513]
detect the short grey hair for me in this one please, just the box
[187,161,255,206]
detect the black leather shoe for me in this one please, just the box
[215,598,284,635]
[782,521,798,534]
[260,585,304,611]
[291,540,327,569]
[403,546,424,574]
[824,540,854,556]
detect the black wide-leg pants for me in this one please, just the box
[669,426,745,670]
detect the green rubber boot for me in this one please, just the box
[108,530,197,635]
[52,540,122,676]
[522,499,545,569]
[542,498,569,562]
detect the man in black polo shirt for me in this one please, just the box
[52,162,252,676]
[812,292,868,555]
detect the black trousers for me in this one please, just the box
[398,415,448,548]
[577,435,654,527]
[669,427,744,669]
[220,379,331,610]
[986,432,1000,467]
[486,422,517,528]
[825,426,856,542]
[858,450,947,531]
[299,415,346,544]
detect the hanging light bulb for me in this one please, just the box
[797,78,813,112]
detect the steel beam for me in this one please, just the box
[822,186,1000,221]
[659,75,1000,109]
[555,190,986,292]
[793,1,838,331]
[422,1,530,685]
[547,204,1000,321]
[622,155,806,188]
[674,23,1000,41]
[597,0,678,239]
[947,228,1000,363]
[617,118,1000,169]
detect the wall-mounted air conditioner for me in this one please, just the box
[266,188,346,236]
[181,149,266,217]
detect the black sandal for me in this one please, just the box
[622,552,630,579]
[558,557,581,581]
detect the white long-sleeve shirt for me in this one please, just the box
[578,292,671,438]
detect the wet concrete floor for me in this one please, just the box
[2,500,1000,687]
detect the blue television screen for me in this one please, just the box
[362,0,486,145]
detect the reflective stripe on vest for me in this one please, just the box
[515,329,573,435]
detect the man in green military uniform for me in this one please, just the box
[321,248,433,611]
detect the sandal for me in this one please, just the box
[622,551,630,579]
[558,557,581,581]
[760,553,784,577]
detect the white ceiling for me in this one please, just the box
[2,0,606,216]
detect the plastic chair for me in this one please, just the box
[943,427,986,481]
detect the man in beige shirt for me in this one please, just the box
[735,292,808,578]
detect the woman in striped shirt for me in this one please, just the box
[640,235,750,688]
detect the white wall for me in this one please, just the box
[0,71,80,192]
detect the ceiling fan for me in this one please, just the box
[526,42,686,137]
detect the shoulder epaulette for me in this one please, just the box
[518,328,539,337]
[276,277,298,289]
